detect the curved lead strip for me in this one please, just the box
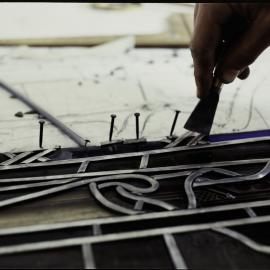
[97,174,159,194]
[186,161,270,209]
[88,174,165,214]
[89,182,142,215]
[184,168,240,209]
[0,174,156,209]
[213,227,270,255]
[0,170,160,194]
[116,186,176,211]
[197,161,270,187]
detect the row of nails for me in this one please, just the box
[38,110,181,148]
[109,110,181,142]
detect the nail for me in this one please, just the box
[39,120,45,148]
[134,112,140,139]
[170,110,180,137]
[109,114,116,141]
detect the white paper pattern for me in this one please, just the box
[0,41,269,152]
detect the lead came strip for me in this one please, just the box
[213,227,270,255]
[0,215,270,256]
[0,174,157,208]
[0,151,33,166]
[245,208,257,218]
[139,154,149,169]
[165,131,194,148]
[0,136,269,171]
[93,224,102,236]
[78,161,90,173]
[37,157,50,162]
[81,224,101,269]
[186,134,205,146]
[0,198,269,236]
[1,158,268,184]
[0,160,90,193]
[21,149,54,164]
[163,233,188,269]
[0,161,268,210]
[81,244,96,269]
[3,152,15,159]
[0,159,91,192]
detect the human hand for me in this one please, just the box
[190,3,270,98]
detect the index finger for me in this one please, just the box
[190,4,231,98]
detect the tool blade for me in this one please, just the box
[184,90,220,135]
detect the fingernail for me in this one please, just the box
[221,69,240,83]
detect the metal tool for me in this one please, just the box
[184,77,224,135]
[184,37,228,136]
[0,80,88,147]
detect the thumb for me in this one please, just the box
[216,18,270,83]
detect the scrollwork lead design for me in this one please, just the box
[89,174,177,215]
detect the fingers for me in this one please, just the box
[216,17,270,83]
[190,4,231,98]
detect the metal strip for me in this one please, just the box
[186,134,205,146]
[78,161,90,173]
[89,182,140,215]
[81,244,96,269]
[3,152,15,159]
[213,227,270,254]
[195,161,270,187]
[0,136,269,170]
[134,200,144,211]
[245,208,257,218]
[21,149,54,164]
[37,157,50,162]
[0,178,77,192]
[117,186,176,211]
[0,174,158,208]
[0,160,90,193]
[165,131,194,148]
[185,168,240,209]
[1,198,270,236]
[0,80,87,147]
[139,154,149,169]
[84,223,101,269]
[1,215,270,256]
[0,151,33,166]
[93,224,102,236]
[0,158,268,184]
[153,171,192,180]
[163,233,187,269]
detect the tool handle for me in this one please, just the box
[211,39,226,95]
